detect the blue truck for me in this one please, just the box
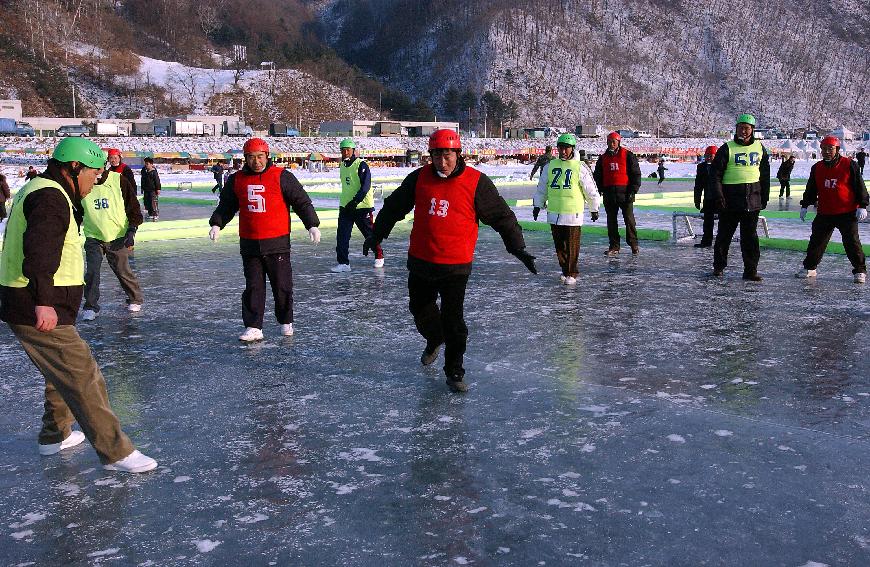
[0,118,35,136]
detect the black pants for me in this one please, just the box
[778,179,791,197]
[336,207,382,264]
[408,272,469,377]
[700,203,716,244]
[602,192,638,250]
[714,210,760,275]
[143,190,159,217]
[550,225,582,277]
[242,253,293,329]
[0,201,6,220]
[803,212,866,273]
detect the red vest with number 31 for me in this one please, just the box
[233,166,290,239]
[814,157,856,216]
[409,165,481,264]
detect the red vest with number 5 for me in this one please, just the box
[409,165,481,264]
[233,166,290,239]
[600,148,629,187]
[814,157,856,215]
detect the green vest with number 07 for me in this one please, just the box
[82,171,128,241]
[546,158,586,214]
[0,177,85,287]
[339,158,374,209]
[722,140,764,184]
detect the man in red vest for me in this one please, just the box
[797,136,868,283]
[106,148,137,195]
[208,138,322,341]
[593,131,642,256]
[363,129,537,393]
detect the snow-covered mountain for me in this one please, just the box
[312,0,870,133]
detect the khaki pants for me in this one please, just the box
[10,323,135,464]
[84,237,144,312]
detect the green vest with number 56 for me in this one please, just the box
[722,140,764,184]
[0,178,84,287]
[546,158,585,214]
[82,171,128,241]
[339,158,374,209]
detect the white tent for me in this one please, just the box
[829,125,855,141]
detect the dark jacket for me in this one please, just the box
[373,158,526,278]
[209,162,320,257]
[110,163,137,193]
[856,150,867,167]
[25,168,38,180]
[776,159,795,181]
[530,153,553,178]
[141,167,161,194]
[694,162,715,208]
[592,147,642,198]
[800,156,869,211]
[711,136,770,212]
[0,162,85,326]
[0,173,9,201]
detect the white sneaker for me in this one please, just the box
[280,323,294,336]
[374,258,385,268]
[559,275,567,283]
[38,430,86,456]
[81,309,97,321]
[330,264,351,273]
[855,273,866,284]
[795,269,817,278]
[127,303,142,312]
[238,327,264,342]
[564,276,577,285]
[103,450,158,473]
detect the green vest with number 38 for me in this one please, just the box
[82,171,128,241]
[546,158,585,214]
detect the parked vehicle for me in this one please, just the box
[57,124,90,137]
[15,122,35,137]
[635,130,652,138]
[223,120,248,136]
[575,124,602,138]
[0,117,17,135]
[152,119,204,136]
[95,122,126,136]
[131,122,155,136]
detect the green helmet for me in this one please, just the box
[736,113,757,127]
[557,133,577,146]
[52,137,106,169]
[339,138,356,149]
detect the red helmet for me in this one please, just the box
[428,129,461,151]
[106,148,121,157]
[243,137,269,154]
[820,135,840,148]
[607,131,621,142]
[704,145,718,156]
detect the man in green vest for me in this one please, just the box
[711,113,770,281]
[80,166,144,320]
[532,133,600,284]
[331,138,383,272]
[0,138,157,473]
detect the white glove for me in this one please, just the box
[799,207,808,222]
[209,226,221,241]
[308,227,321,244]
[857,208,868,222]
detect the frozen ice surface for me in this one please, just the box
[1,221,869,566]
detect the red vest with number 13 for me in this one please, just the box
[409,165,480,264]
[233,166,290,239]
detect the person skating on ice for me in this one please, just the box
[693,145,719,248]
[593,132,642,256]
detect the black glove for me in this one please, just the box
[363,235,381,256]
[511,248,538,274]
[694,201,701,210]
[590,211,599,222]
[123,230,135,248]
[532,207,540,221]
[344,201,358,211]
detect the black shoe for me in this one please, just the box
[421,345,441,366]
[604,248,619,256]
[742,273,763,282]
[630,246,639,255]
[445,370,468,393]
[694,242,712,248]
[712,269,724,277]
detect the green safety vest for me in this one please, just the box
[0,177,84,288]
[82,171,128,241]
[722,140,764,184]
[545,158,586,214]
[339,158,374,209]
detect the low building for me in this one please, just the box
[0,100,23,120]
